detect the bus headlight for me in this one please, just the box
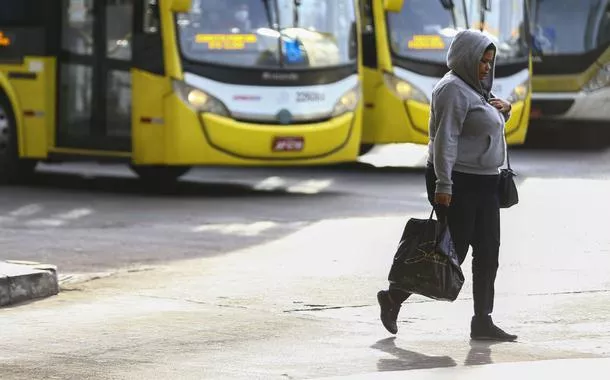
[173,80,230,117]
[331,85,360,117]
[583,64,610,93]
[507,80,529,104]
[383,73,429,104]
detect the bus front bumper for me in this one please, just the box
[531,87,610,123]
[149,94,362,166]
[405,100,529,145]
[199,113,359,164]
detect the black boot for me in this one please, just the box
[377,290,401,334]
[470,315,517,341]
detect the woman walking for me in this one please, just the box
[377,30,517,342]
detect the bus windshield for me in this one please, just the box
[470,0,530,64]
[387,0,468,63]
[531,0,610,55]
[176,0,357,69]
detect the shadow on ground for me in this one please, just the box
[11,171,343,199]
[371,337,458,371]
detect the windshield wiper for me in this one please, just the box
[293,0,301,28]
[524,0,544,59]
[462,0,469,29]
[261,0,276,30]
[439,0,454,9]
[439,0,458,28]
[261,0,285,67]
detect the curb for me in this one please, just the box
[0,260,59,307]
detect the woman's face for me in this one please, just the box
[479,49,495,80]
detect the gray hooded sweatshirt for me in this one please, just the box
[428,30,509,195]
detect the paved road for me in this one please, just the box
[2,144,609,274]
[0,144,609,379]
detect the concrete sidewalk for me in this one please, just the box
[1,212,609,379]
[313,357,610,379]
[0,260,59,306]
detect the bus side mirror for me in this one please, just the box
[170,0,192,13]
[383,0,404,13]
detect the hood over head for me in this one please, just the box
[446,30,496,99]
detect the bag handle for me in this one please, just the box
[430,206,448,225]
[427,207,449,250]
[502,126,513,172]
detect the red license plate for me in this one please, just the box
[272,137,304,152]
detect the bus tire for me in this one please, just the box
[359,143,375,156]
[0,94,37,184]
[130,165,191,184]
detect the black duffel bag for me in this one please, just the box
[388,209,464,302]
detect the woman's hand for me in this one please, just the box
[435,193,452,206]
[489,98,512,113]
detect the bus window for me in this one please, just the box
[62,0,95,56]
[532,0,608,55]
[106,0,133,60]
[176,0,357,69]
[387,0,466,63]
[472,0,530,65]
[143,0,160,34]
[106,0,133,138]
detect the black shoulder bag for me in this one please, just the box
[498,149,519,208]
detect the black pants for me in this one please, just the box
[390,164,501,317]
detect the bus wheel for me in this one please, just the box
[130,165,191,184]
[0,96,37,184]
[359,144,375,156]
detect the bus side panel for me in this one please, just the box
[362,66,414,144]
[131,70,170,164]
[403,101,430,145]
[0,57,53,159]
[507,55,532,145]
[0,70,24,153]
[163,93,210,165]
[506,96,530,145]
[361,67,381,142]
[43,58,57,153]
[361,0,413,145]
[132,72,213,166]
[159,0,184,80]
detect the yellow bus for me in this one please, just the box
[528,0,610,132]
[359,0,531,154]
[0,0,363,184]
[467,0,532,144]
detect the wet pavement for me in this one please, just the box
[0,145,609,378]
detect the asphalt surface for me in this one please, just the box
[1,143,609,274]
[0,143,609,379]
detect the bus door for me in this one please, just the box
[58,0,134,153]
